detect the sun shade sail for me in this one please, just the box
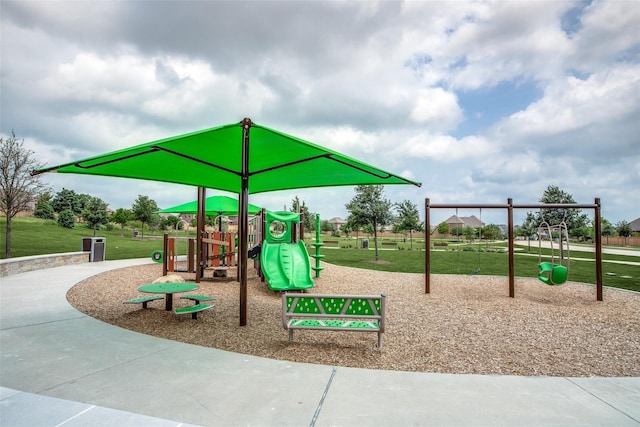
[34,121,421,193]
[157,195,261,216]
[34,118,421,326]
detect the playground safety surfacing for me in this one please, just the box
[1,259,639,426]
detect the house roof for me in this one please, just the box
[444,214,485,228]
[328,217,346,224]
[444,215,464,225]
[461,215,485,228]
[629,217,640,232]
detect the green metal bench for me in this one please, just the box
[282,293,386,348]
[123,295,164,309]
[174,303,213,319]
[180,294,213,305]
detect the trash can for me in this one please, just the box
[362,239,369,249]
[82,237,106,262]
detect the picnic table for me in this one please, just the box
[137,282,198,311]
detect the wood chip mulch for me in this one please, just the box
[66,262,640,377]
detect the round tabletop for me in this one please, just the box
[138,282,198,294]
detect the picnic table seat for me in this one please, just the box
[124,295,163,309]
[174,303,213,319]
[180,294,214,305]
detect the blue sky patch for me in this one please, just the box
[454,80,542,137]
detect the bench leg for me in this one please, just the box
[142,301,149,309]
[378,333,383,348]
[191,312,198,320]
[288,329,294,343]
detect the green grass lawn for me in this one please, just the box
[318,245,640,293]
[0,217,185,260]
[3,217,639,293]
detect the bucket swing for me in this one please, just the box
[537,221,569,285]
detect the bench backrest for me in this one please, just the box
[282,293,386,330]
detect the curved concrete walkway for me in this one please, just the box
[1,259,639,426]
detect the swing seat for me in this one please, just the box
[538,262,568,285]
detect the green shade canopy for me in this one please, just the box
[157,195,261,216]
[34,119,421,326]
[35,121,420,192]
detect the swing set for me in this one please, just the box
[425,198,604,301]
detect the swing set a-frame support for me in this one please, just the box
[424,198,603,301]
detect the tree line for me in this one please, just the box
[32,189,163,237]
[1,132,636,259]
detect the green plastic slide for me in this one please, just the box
[261,240,314,291]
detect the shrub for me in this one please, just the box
[34,201,55,220]
[57,209,75,229]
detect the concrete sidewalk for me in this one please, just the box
[1,260,639,426]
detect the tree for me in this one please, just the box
[394,200,422,250]
[345,185,394,261]
[437,221,450,236]
[320,219,334,233]
[601,218,615,237]
[344,214,366,246]
[483,224,502,242]
[162,215,182,232]
[131,195,159,238]
[110,208,131,235]
[1,131,50,257]
[51,188,82,215]
[34,192,55,220]
[205,215,223,229]
[290,196,315,232]
[519,212,539,252]
[58,209,75,229]
[341,221,353,239]
[82,196,109,235]
[463,226,476,242]
[615,220,632,238]
[531,185,589,232]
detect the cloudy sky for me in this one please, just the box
[2,0,639,226]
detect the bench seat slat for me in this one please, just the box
[289,319,379,330]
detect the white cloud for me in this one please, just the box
[2,0,639,224]
[403,133,496,162]
[495,64,640,146]
[410,88,463,131]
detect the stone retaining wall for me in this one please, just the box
[0,252,90,277]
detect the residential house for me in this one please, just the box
[444,214,485,230]
[328,217,346,232]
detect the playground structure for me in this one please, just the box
[424,198,604,301]
[161,231,236,277]
[260,210,314,291]
[160,210,264,279]
[537,221,570,285]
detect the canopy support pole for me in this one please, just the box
[196,187,206,283]
[239,118,252,326]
